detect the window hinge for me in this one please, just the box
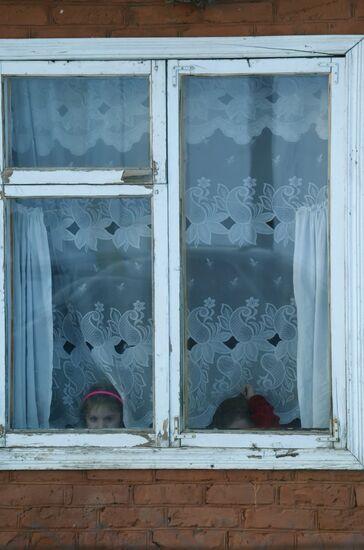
[317,417,340,442]
[318,61,339,84]
[172,65,196,87]
[172,416,182,446]
[173,417,197,445]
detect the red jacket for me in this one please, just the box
[248,395,280,428]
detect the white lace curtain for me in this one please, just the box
[183,76,328,145]
[9,77,150,167]
[8,74,330,430]
[11,198,153,429]
[184,75,329,428]
[294,204,329,428]
[12,205,53,429]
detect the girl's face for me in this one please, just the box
[85,403,122,429]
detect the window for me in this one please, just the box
[0,37,363,470]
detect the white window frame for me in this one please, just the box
[0,35,362,470]
[0,60,170,450]
[168,57,346,452]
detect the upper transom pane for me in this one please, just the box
[5,77,150,169]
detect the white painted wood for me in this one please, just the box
[176,431,334,449]
[3,170,153,185]
[0,446,360,470]
[346,40,364,465]
[6,432,154,448]
[167,60,183,446]
[4,184,153,198]
[1,60,151,76]
[0,68,4,177]
[153,184,170,446]
[0,201,5,446]
[169,57,334,79]
[329,58,348,450]
[0,37,361,61]
[151,61,167,185]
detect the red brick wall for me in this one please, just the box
[0,0,363,38]
[0,469,364,548]
[1,2,364,549]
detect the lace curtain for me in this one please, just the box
[10,198,153,429]
[294,204,329,428]
[11,205,53,429]
[8,77,150,167]
[8,73,330,431]
[183,75,329,428]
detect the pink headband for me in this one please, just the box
[83,390,123,404]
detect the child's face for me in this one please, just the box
[85,403,122,429]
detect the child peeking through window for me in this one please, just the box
[209,384,280,429]
[80,383,124,429]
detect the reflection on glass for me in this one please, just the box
[182,75,329,430]
[6,77,150,168]
[8,198,153,430]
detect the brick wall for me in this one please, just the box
[1,1,364,549]
[0,0,363,38]
[0,469,364,548]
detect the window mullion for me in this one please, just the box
[0,199,6,446]
[0,68,5,445]
[151,60,167,184]
[153,184,170,446]
[167,60,183,446]
[329,57,347,449]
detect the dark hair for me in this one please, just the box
[209,393,253,429]
[80,383,124,428]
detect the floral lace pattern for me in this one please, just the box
[14,197,153,429]
[183,73,328,428]
[186,176,327,248]
[187,297,299,427]
[43,198,151,253]
[185,175,327,427]
[52,301,153,428]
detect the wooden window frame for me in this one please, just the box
[0,36,362,470]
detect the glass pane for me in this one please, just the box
[5,77,150,168]
[7,197,153,430]
[182,75,329,431]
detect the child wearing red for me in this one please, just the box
[209,384,280,429]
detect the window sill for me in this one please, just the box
[0,446,361,470]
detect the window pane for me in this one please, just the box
[7,197,153,430]
[182,75,329,431]
[5,77,150,168]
